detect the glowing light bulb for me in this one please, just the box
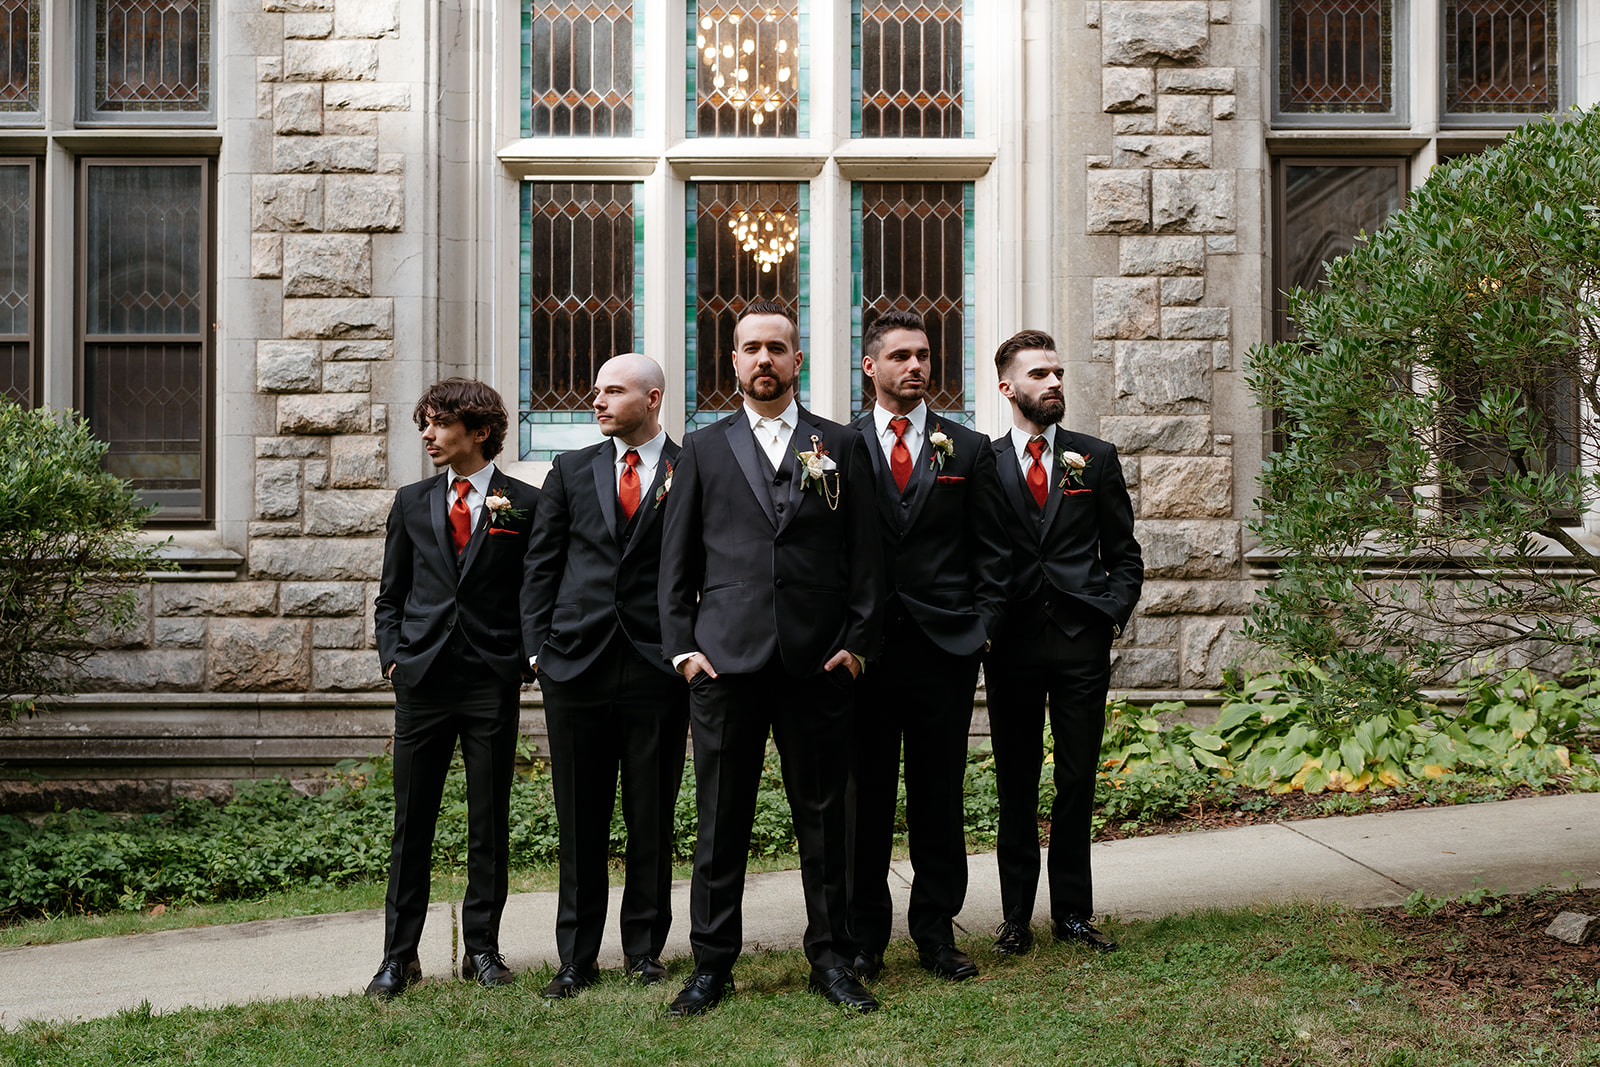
[722,43,734,58]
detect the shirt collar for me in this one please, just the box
[613,429,666,470]
[744,398,799,432]
[1009,423,1056,458]
[873,400,927,439]
[447,461,497,497]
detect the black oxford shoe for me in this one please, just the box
[808,966,879,1013]
[993,920,1035,956]
[852,949,884,982]
[461,950,515,987]
[667,969,733,1016]
[624,954,668,986]
[1054,916,1118,953]
[364,958,421,1000]
[542,962,599,999]
[917,943,979,981]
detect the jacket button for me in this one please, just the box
[774,578,785,588]
[774,536,784,547]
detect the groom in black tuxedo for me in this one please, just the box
[985,330,1143,958]
[521,353,688,998]
[368,378,539,998]
[659,301,884,1015]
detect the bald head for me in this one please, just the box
[593,352,665,445]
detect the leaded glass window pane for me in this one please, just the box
[525,2,634,137]
[85,165,202,335]
[1444,0,1559,116]
[855,181,970,419]
[0,1,39,118]
[0,161,31,404]
[858,1,962,138]
[694,2,800,137]
[1280,163,1403,301]
[1278,0,1393,114]
[91,0,210,115]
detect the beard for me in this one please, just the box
[740,367,792,402]
[1016,390,1065,427]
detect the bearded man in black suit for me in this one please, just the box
[521,353,688,999]
[845,310,1009,984]
[985,330,1143,958]
[659,301,884,1015]
[368,378,540,998]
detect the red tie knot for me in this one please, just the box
[454,477,471,499]
[1026,438,1046,463]
[889,416,910,441]
[624,449,640,469]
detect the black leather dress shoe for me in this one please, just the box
[852,950,884,982]
[624,954,668,986]
[667,970,733,1016]
[993,920,1035,956]
[364,958,421,999]
[542,962,600,999]
[1054,916,1118,953]
[917,943,979,981]
[461,950,515,986]
[808,966,879,1012]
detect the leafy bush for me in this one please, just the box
[0,402,166,719]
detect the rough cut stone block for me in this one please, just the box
[1213,94,1237,120]
[1086,170,1150,234]
[256,340,321,393]
[1140,519,1242,580]
[1158,95,1213,135]
[1113,135,1211,169]
[1545,912,1597,945]
[322,361,371,393]
[1207,234,1238,253]
[329,435,388,488]
[1110,647,1181,689]
[378,153,405,174]
[1112,113,1157,135]
[1102,67,1154,112]
[154,582,280,618]
[1091,340,1115,363]
[249,521,304,538]
[1158,67,1236,94]
[283,234,372,298]
[274,136,378,175]
[280,581,366,617]
[257,436,328,459]
[154,617,207,649]
[1099,415,1211,455]
[1115,340,1211,413]
[1139,579,1251,616]
[1214,341,1232,370]
[263,0,334,10]
[1141,457,1232,518]
[284,12,333,38]
[251,235,283,279]
[323,176,404,232]
[1162,306,1231,339]
[322,112,379,136]
[1102,1,1208,66]
[257,56,283,83]
[256,459,303,520]
[335,0,400,38]
[323,339,393,361]
[1120,235,1205,276]
[313,617,365,649]
[1093,278,1160,340]
[1129,615,1180,647]
[372,405,388,431]
[283,298,394,339]
[1210,1,1231,23]
[303,489,391,536]
[252,175,324,232]
[1161,277,1205,305]
[251,538,384,581]
[1085,1,1101,27]
[283,40,379,82]
[274,84,323,135]
[1181,617,1267,687]
[277,393,373,435]
[74,651,205,692]
[305,459,329,490]
[314,650,388,691]
[324,82,412,111]
[1153,171,1236,234]
[208,619,311,692]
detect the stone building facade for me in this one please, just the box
[1,0,1594,804]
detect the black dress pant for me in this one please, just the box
[540,635,689,967]
[985,604,1113,925]
[383,649,520,963]
[687,660,856,974]
[848,619,979,955]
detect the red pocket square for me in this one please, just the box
[487,527,520,536]
[1061,488,1093,497]
[935,475,965,484]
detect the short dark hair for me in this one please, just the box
[735,300,799,348]
[412,378,510,461]
[994,329,1057,378]
[862,309,929,360]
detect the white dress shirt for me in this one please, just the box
[446,461,498,531]
[614,429,667,495]
[745,398,799,471]
[873,400,927,468]
[1008,424,1056,479]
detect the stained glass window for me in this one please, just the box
[857,1,963,138]
[852,181,973,421]
[692,2,801,137]
[81,161,209,519]
[86,0,210,119]
[519,182,643,460]
[1278,162,1404,304]
[0,1,39,119]
[686,181,807,428]
[1278,0,1393,115]
[0,161,31,404]
[524,2,636,137]
[1444,0,1559,117]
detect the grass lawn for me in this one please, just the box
[2,904,1593,1066]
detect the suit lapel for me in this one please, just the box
[994,438,1035,530]
[854,413,902,532]
[779,410,828,535]
[620,438,678,560]
[429,474,456,567]
[724,415,779,529]
[1038,428,1067,536]
[590,443,620,544]
[900,420,939,534]
[456,477,498,581]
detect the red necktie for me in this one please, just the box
[1025,438,1048,509]
[449,477,473,555]
[888,416,912,493]
[620,449,641,520]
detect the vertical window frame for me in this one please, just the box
[0,155,38,405]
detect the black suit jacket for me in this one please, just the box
[659,406,883,677]
[521,437,681,682]
[991,428,1143,635]
[375,469,540,687]
[852,412,1009,657]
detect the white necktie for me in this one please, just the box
[756,417,787,469]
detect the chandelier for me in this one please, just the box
[728,209,798,272]
[697,8,795,127]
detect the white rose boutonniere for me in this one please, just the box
[484,491,527,529]
[928,424,955,471]
[795,435,841,510]
[1058,450,1091,489]
[653,460,674,509]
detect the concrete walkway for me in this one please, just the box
[3,792,1597,1030]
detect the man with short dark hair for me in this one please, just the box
[659,301,884,1015]
[368,378,540,998]
[846,309,1009,984]
[986,331,1142,958]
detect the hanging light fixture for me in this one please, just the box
[728,209,798,272]
[697,7,795,127]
